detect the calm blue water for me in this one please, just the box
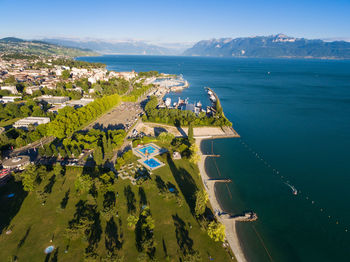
[144,158,161,168]
[139,145,157,155]
[78,55,350,262]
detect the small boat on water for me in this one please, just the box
[285,182,298,195]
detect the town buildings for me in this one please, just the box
[13,116,51,129]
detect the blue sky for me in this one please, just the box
[1,0,349,43]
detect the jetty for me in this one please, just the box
[206,178,232,183]
[203,154,220,157]
[220,212,258,222]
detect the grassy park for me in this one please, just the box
[0,148,233,261]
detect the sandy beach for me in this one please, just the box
[196,138,248,262]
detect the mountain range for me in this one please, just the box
[0,37,96,57]
[43,38,190,55]
[183,34,350,59]
[1,35,350,59]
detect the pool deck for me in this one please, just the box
[133,143,167,170]
[133,143,162,158]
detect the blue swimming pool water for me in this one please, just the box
[138,145,157,155]
[143,158,161,168]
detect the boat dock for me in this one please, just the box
[207,178,232,183]
[220,212,258,222]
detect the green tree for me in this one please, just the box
[216,98,223,115]
[145,96,158,112]
[207,221,225,242]
[59,147,67,158]
[61,70,71,80]
[94,145,103,165]
[183,251,202,262]
[20,164,37,192]
[189,144,200,164]
[188,122,194,143]
[15,137,26,147]
[127,215,139,230]
[75,174,93,193]
[158,132,175,144]
[4,75,16,85]
[53,163,63,176]
[195,190,208,217]
[20,105,32,116]
[102,134,108,158]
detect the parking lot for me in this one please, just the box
[84,102,143,131]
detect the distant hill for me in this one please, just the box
[0,37,97,57]
[43,38,181,55]
[183,34,350,59]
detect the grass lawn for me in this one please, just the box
[0,155,235,261]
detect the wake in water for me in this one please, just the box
[238,138,349,234]
[284,182,298,195]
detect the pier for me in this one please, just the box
[220,212,258,222]
[206,178,232,183]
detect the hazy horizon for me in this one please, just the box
[1,0,349,44]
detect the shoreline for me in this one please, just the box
[196,137,248,262]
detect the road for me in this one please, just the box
[8,136,55,157]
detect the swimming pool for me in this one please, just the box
[143,158,161,169]
[135,144,161,158]
[139,145,157,155]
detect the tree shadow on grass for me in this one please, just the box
[0,179,28,234]
[85,209,102,254]
[166,154,198,214]
[50,247,59,262]
[172,214,193,255]
[124,185,136,214]
[44,253,51,262]
[105,217,123,252]
[154,127,167,137]
[103,191,116,212]
[174,120,187,137]
[17,226,31,249]
[60,189,70,209]
[162,237,168,257]
[89,183,98,199]
[44,174,56,194]
[155,175,167,193]
[68,200,102,254]
[138,187,147,207]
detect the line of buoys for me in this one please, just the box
[211,141,232,199]
[252,225,275,262]
[237,138,350,234]
[225,183,233,199]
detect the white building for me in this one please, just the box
[66,98,94,108]
[13,117,50,129]
[0,96,22,103]
[37,95,70,104]
[117,71,137,80]
[88,76,97,84]
[25,86,42,95]
[71,67,88,77]
[0,85,18,94]
[55,68,62,76]
[48,104,66,114]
